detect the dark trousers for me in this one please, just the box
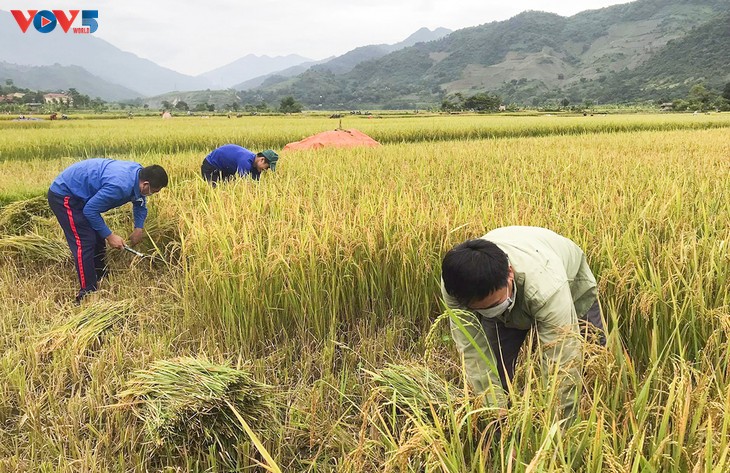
[47,190,107,301]
[201,159,235,186]
[484,300,605,391]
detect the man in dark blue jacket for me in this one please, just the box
[201,144,279,185]
[47,159,168,302]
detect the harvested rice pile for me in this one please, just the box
[37,300,134,356]
[0,196,53,235]
[119,357,278,450]
[0,233,69,262]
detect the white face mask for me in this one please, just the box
[474,280,517,319]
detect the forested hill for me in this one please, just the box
[237,0,730,108]
[599,12,730,101]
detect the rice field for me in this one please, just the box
[0,113,729,472]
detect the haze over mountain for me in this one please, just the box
[0,62,140,101]
[0,11,311,97]
[234,58,334,91]
[199,54,314,89]
[0,11,211,97]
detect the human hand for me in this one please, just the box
[105,233,125,249]
[128,228,144,247]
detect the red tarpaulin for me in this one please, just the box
[283,129,380,151]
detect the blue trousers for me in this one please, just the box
[47,190,107,300]
[201,158,236,186]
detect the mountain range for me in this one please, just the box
[0,10,449,102]
[235,0,730,108]
[1,0,729,108]
[232,27,452,91]
[0,62,139,101]
[0,11,206,97]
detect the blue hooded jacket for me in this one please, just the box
[204,144,260,180]
[49,158,147,238]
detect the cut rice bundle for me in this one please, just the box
[37,300,134,356]
[0,233,69,263]
[119,357,278,450]
[0,196,53,234]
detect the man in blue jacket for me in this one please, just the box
[201,144,279,185]
[47,159,168,302]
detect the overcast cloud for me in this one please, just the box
[5,0,633,75]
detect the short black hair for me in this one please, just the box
[139,165,168,189]
[441,239,510,306]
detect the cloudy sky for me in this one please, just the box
[5,0,634,75]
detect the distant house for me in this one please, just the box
[660,102,674,111]
[0,93,25,103]
[43,93,72,105]
[498,105,507,112]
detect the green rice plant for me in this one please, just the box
[0,233,68,263]
[118,357,279,455]
[0,196,53,235]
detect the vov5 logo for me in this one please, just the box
[11,10,98,34]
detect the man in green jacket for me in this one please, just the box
[441,226,605,418]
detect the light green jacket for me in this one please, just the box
[442,226,597,416]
